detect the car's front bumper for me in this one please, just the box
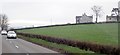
[7,37,17,39]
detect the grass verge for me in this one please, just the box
[17,35,106,55]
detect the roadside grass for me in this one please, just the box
[18,35,97,54]
[17,23,118,46]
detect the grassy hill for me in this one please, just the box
[17,23,118,46]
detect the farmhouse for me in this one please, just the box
[107,1,120,22]
[106,15,117,22]
[76,13,93,23]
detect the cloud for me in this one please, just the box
[1,0,119,28]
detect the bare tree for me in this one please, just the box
[91,5,102,23]
[0,14,8,30]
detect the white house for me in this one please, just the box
[76,13,93,23]
[106,1,120,22]
[106,15,117,22]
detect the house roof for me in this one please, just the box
[76,13,93,18]
[76,16,82,18]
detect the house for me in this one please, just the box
[76,13,93,23]
[106,15,117,22]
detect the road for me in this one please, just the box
[1,35,60,55]
[0,34,2,55]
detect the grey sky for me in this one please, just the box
[0,0,119,28]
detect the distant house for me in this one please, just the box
[106,15,117,22]
[76,13,93,23]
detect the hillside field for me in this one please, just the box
[17,23,118,46]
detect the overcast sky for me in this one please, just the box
[0,0,119,28]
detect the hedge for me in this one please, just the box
[16,32,120,55]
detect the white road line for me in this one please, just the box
[15,45,19,48]
[26,53,29,55]
[6,38,19,49]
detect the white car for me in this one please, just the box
[7,31,17,39]
[1,30,7,35]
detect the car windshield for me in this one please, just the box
[8,31,15,34]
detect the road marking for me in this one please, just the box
[15,45,19,48]
[26,53,29,55]
[5,39,7,40]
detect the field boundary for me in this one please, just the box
[16,32,120,55]
[13,22,118,30]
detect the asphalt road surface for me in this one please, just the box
[0,34,2,55]
[1,35,60,55]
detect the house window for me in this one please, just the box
[109,18,111,20]
[78,19,80,22]
[76,18,80,23]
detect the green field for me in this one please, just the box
[17,23,118,46]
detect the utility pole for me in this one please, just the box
[0,14,2,31]
[118,1,120,17]
[0,15,1,25]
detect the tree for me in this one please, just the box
[0,14,8,30]
[91,5,102,23]
[111,8,119,22]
